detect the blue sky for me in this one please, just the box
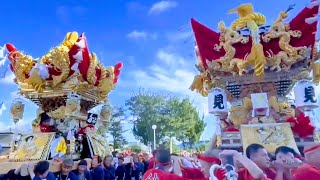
[0,0,318,143]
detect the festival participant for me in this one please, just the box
[122,155,134,180]
[240,144,286,180]
[191,153,201,168]
[275,146,300,162]
[91,156,104,180]
[28,161,56,180]
[115,156,125,180]
[140,153,150,175]
[112,151,119,168]
[180,134,223,179]
[39,112,56,133]
[143,149,185,180]
[103,155,116,180]
[170,153,183,176]
[0,169,16,180]
[132,154,144,180]
[293,143,320,179]
[73,160,91,180]
[180,151,194,168]
[219,149,267,180]
[275,146,302,170]
[196,151,221,179]
[273,146,302,180]
[55,159,79,180]
[147,150,157,170]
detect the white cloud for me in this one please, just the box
[130,49,207,115]
[156,49,185,66]
[56,6,88,24]
[127,49,213,140]
[167,31,193,42]
[127,31,147,39]
[0,71,15,84]
[127,30,157,40]
[0,103,6,116]
[148,1,178,15]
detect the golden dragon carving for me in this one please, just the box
[8,32,78,92]
[190,64,224,97]
[208,21,249,75]
[86,52,115,101]
[41,32,78,87]
[8,52,34,85]
[263,11,307,71]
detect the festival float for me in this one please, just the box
[190,2,320,153]
[0,32,123,173]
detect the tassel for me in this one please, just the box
[29,63,49,80]
[71,43,84,73]
[75,38,85,49]
[71,62,80,73]
[247,43,266,79]
[307,0,320,9]
[27,62,49,92]
[305,15,320,24]
[36,63,49,79]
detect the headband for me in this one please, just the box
[156,160,172,166]
[304,144,320,154]
[197,154,221,164]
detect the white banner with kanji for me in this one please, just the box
[208,88,227,114]
[294,80,318,110]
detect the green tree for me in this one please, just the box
[108,107,128,150]
[126,91,206,149]
[167,98,206,149]
[126,91,169,147]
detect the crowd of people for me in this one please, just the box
[142,141,320,180]
[1,139,320,180]
[0,151,152,180]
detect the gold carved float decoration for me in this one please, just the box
[190,3,317,97]
[0,31,122,165]
[207,21,249,76]
[6,32,123,102]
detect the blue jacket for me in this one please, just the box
[54,171,79,180]
[115,165,125,180]
[132,162,144,180]
[91,165,104,180]
[104,166,115,180]
[72,170,92,180]
[33,172,56,180]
